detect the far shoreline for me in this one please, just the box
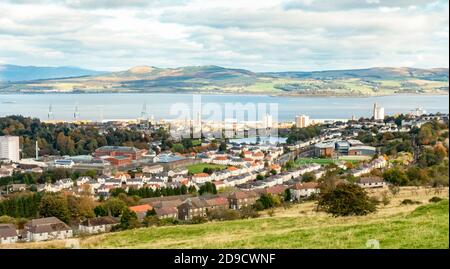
[0,91,449,99]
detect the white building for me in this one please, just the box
[24,217,73,242]
[0,136,20,162]
[295,115,310,128]
[373,103,385,121]
[78,217,118,234]
[0,224,18,244]
[410,107,427,117]
[356,177,387,189]
[290,182,320,200]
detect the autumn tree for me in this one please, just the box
[38,193,70,223]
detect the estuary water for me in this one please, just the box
[0,93,448,122]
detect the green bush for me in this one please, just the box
[318,183,377,217]
[207,208,241,221]
[189,216,208,224]
[401,199,422,205]
[240,206,260,219]
[429,197,443,203]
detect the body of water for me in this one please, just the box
[0,93,448,122]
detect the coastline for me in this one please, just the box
[0,91,448,98]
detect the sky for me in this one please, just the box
[0,0,448,72]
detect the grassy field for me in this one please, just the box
[295,158,337,165]
[295,158,361,165]
[4,187,447,249]
[187,163,227,174]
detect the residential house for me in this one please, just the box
[78,216,119,234]
[142,164,164,174]
[204,196,229,210]
[192,173,212,184]
[356,177,387,189]
[228,191,258,210]
[154,207,178,219]
[255,185,287,197]
[177,197,209,221]
[24,217,73,242]
[290,182,320,200]
[0,224,18,244]
[129,204,153,221]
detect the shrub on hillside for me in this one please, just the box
[189,216,208,224]
[240,206,260,219]
[429,197,443,203]
[207,208,241,221]
[401,199,422,205]
[317,183,377,217]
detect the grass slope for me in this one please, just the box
[80,200,448,249]
[3,188,447,249]
[187,163,227,174]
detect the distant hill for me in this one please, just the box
[0,64,104,82]
[0,65,448,96]
[264,67,449,81]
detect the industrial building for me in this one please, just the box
[0,136,20,162]
[314,139,376,157]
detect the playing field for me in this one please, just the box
[187,163,227,174]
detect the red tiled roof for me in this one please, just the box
[205,197,229,207]
[293,182,319,190]
[129,204,152,213]
[194,173,210,177]
[260,185,287,195]
[270,164,281,170]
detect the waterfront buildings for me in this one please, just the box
[94,146,146,160]
[373,103,385,121]
[0,136,20,162]
[295,115,310,128]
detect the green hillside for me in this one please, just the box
[1,65,448,96]
[79,200,448,249]
[2,189,448,249]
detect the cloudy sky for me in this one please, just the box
[0,0,448,71]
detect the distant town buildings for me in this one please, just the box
[410,107,427,117]
[373,103,385,121]
[94,146,146,160]
[313,139,375,157]
[0,136,20,162]
[295,115,310,128]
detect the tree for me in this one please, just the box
[383,167,409,186]
[406,166,430,185]
[198,182,217,195]
[102,198,127,217]
[146,208,157,217]
[301,172,316,183]
[318,183,377,217]
[284,160,295,170]
[256,194,281,210]
[218,142,227,152]
[283,189,292,202]
[388,185,400,196]
[38,193,70,223]
[256,174,264,181]
[119,208,140,230]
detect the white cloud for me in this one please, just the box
[0,0,447,71]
